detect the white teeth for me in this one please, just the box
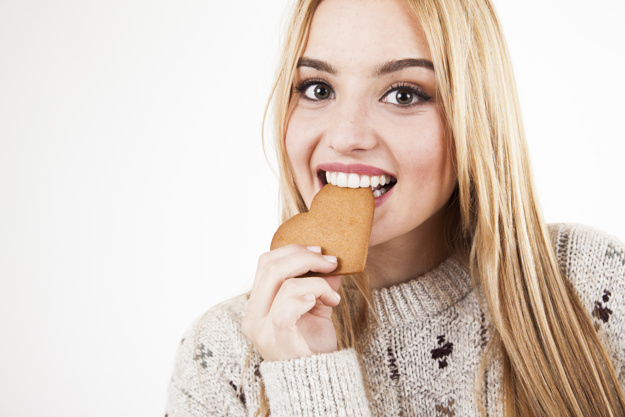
[373,187,390,198]
[336,172,348,187]
[324,170,395,197]
[347,173,360,188]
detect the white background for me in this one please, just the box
[0,0,623,416]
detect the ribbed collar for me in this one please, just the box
[369,256,474,328]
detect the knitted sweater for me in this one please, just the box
[166,223,625,416]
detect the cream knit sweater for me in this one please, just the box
[166,223,625,416]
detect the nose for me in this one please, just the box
[324,99,377,154]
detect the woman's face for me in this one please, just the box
[285,0,457,251]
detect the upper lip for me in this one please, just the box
[316,162,396,178]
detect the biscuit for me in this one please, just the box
[270,184,375,277]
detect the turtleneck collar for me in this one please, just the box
[369,256,474,328]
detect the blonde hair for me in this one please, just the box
[255,0,625,415]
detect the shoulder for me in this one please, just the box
[188,293,251,353]
[168,293,260,416]
[548,223,625,299]
[176,294,251,369]
[548,223,625,379]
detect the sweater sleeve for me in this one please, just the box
[260,348,371,417]
[166,297,252,417]
[166,295,372,417]
[551,223,625,387]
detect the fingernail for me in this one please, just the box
[307,246,322,253]
[334,291,341,302]
[303,294,315,302]
[323,255,337,263]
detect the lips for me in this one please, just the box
[316,163,397,198]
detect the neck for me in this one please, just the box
[366,208,450,289]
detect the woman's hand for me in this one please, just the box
[242,244,342,362]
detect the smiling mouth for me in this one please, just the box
[318,170,398,198]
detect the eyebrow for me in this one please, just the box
[296,57,434,76]
[373,58,434,76]
[297,57,338,74]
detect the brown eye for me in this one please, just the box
[300,83,333,100]
[312,85,330,99]
[381,83,430,106]
[395,90,413,105]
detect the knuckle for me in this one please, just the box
[280,278,298,292]
[271,312,290,329]
[255,258,277,281]
[308,277,330,291]
[309,276,325,286]
[285,243,303,252]
[256,251,271,270]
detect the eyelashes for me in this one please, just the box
[293,78,334,100]
[293,78,431,107]
[382,82,431,106]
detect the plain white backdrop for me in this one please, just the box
[0,0,623,416]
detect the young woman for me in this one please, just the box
[167,0,625,415]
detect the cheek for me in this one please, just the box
[400,122,450,176]
[396,121,456,203]
[285,112,313,173]
[286,106,327,160]
[284,129,298,168]
[426,132,454,182]
[284,109,322,201]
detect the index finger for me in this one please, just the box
[246,245,338,318]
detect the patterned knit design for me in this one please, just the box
[550,224,625,384]
[362,257,490,416]
[166,224,625,416]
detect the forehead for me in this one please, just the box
[303,0,432,68]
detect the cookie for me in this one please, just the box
[270,184,375,277]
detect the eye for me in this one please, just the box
[387,89,415,105]
[381,83,430,106]
[306,84,331,100]
[294,80,334,101]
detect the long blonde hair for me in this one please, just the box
[256,0,625,415]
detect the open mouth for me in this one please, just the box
[318,170,398,198]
